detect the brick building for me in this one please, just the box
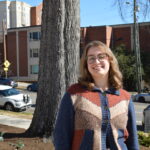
[30,3,43,26]
[81,22,150,52]
[6,26,41,81]
[0,22,150,81]
[0,1,42,80]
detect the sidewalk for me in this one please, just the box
[0,114,141,130]
[17,82,30,90]
[0,115,31,129]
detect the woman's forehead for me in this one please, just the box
[87,46,105,55]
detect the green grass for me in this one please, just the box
[0,110,33,119]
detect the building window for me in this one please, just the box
[30,48,39,57]
[30,65,39,74]
[29,32,41,41]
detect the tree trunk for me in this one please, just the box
[64,0,80,87]
[27,0,80,137]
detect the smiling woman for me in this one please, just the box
[53,41,140,150]
[79,41,122,90]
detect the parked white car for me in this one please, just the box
[0,85,32,111]
[134,92,150,103]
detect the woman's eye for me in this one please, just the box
[98,55,104,59]
[89,57,95,61]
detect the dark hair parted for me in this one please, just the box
[78,41,123,90]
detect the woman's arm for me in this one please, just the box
[125,99,139,150]
[53,92,75,150]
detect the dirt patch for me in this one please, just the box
[0,124,149,150]
[0,124,54,150]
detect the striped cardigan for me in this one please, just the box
[53,83,139,150]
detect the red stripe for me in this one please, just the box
[71,130,85,150]
[68,84,100,106]
[108,89,130,107]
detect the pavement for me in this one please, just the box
[17,82,30,90]
[0,115,31,129]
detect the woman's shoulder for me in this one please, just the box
[119,88,131,99]
[67,83,87,95]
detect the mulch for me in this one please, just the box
[0,124,54,150]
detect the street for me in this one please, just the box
[20,90,149,125]
[134,102,149,125]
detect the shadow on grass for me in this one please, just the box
[3,131,41,139]
[2,125,42,139]
[2,125,145,139]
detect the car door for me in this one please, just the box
[145,93,150,102]
[0,92,6,106]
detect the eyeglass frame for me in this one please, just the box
[86,53,109,64]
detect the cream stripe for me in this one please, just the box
[111,126,122,150]
[71,95,102,120]
[93,129,101,150]
[109,100,129,119]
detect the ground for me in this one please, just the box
[0,124,149,150]
[0,124,54,150]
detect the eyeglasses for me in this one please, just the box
[87,53,108,64]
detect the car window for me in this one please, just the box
[0,88,20,96]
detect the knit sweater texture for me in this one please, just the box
[53,83,139,150]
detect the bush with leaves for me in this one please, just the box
[138,131,150,147]
[113,44,144,91]
[141,52,150,85]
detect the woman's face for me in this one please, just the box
[87,46,110,79]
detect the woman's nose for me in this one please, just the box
[94,58,101,64]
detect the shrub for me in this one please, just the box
[138,131,150,147]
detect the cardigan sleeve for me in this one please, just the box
[125,99,139,150]
[53,92,75,150]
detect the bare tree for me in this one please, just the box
[114,0,150,22]
[113,0,150,92]
[27,0,80,137]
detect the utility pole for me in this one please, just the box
[133,0,142,93]
[2,20,6,61]
[2,19,10,79]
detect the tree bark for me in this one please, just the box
[27,0,80,137]
[64,0,80,87]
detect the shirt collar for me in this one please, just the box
[92,86,120,96]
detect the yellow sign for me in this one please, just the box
[4,67,8,71]
[4,60,10,68]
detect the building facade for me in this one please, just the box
[30,3,42,26]
[0,0,42,43]
[0,1,31,30]
[2,22,150,81]
[6,25,40,81]
[81,22,150,52]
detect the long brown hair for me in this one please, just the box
[78,41,123,90]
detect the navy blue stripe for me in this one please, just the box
[99,92,110,150]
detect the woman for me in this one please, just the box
[53,41,139,150]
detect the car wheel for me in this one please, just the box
[138,97,145,103]
[27,87,32,91]
[5,103,14,111]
